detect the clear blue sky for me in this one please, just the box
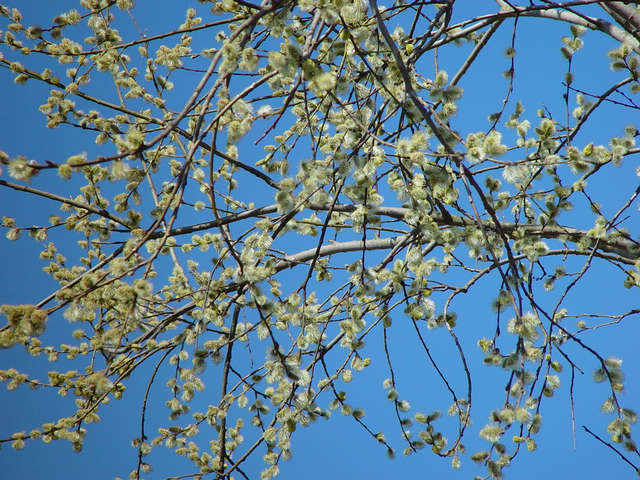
[1,1,640,479]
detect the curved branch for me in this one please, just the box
[306,203,640,262]
[495,0,640,51]
[141,201,640,262]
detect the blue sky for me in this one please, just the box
[2,1,640,479]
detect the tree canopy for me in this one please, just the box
[1,1,640,479]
